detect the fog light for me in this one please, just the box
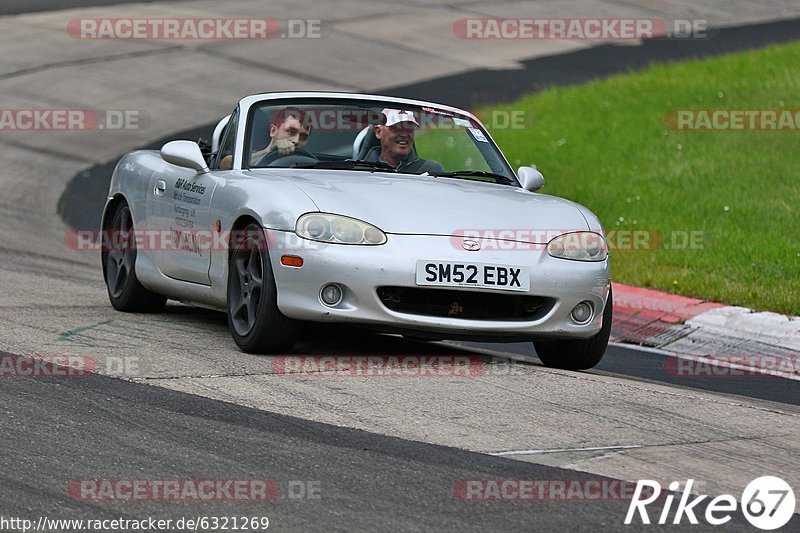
[571,301,593,324]
[320,284,343,306]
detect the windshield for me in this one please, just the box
[244,99,517,185]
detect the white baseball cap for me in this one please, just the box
[381,108,420,128]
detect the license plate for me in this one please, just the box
[415,261,530,292]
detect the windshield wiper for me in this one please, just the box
[430,170,517,185]
[291,159,396,172]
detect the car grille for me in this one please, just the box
[376,286,554,321]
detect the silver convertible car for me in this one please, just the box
[102,92,612,369]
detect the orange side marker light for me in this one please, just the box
[281,255,304,268]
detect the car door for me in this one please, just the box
[145,108,238,285]
[146,163,218,285]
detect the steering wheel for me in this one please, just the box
[256,148,319,167]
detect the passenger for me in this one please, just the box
[364,108,443,174]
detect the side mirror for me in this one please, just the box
[161,140,209,174]
[518,166,544,192]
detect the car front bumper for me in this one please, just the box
[267,230,611,341]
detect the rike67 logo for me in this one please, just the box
[625,476,795,530]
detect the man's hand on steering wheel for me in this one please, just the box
[273,138,296,156]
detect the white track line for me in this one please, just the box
[490,445,642,457]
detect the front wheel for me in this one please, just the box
[534,288,613,370]
[226,224,300,353]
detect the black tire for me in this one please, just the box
[534,288,613,370]
[102,201,167,312]
[226,223,300,353]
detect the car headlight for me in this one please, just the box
[547,231,608,261]
[296,213,387,245]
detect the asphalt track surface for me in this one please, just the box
[2,325,797,531]
[524,342,799,407]
[0,349,776,532]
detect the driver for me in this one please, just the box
[364,108,443,174]
[220,107,312,169]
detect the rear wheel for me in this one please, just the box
[102,201,167,312]
[226,223,300,353]
[534,288,613,370]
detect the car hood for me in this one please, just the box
[253,169,590,241]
